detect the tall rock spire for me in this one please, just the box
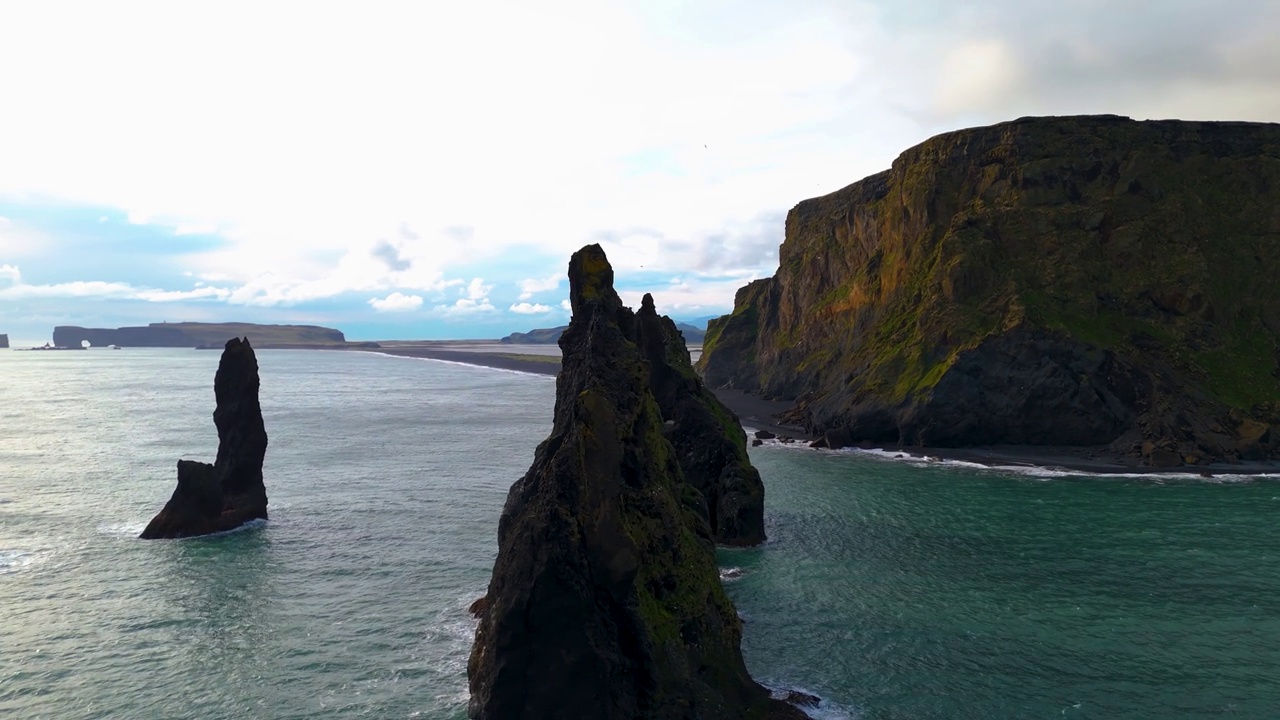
[141,337,269,539]
[467,245,800,719]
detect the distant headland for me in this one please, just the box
[501,321,706,345]
[52,322,379,350]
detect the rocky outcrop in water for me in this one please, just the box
[699,115,1280,466]
[0,333,8,348]
[140,337,269,539]
[635,294,765,545]
[468,245,802,720]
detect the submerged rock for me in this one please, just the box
[468,245,802,720]
[140,337,269,539]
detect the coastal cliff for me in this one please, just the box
[468,245,800,719]
[53,322,367,348]
[140,337,269,539]
[699,115,1280,466]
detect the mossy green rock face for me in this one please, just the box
[698,115,1280,464]
[468,245,800,720]
[635,293,766,546]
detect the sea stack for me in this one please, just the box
[699,115,1280,466]
[635,293,766,545]
[468,245,803,719]
[0,333,9,349]
[140,337,269,539]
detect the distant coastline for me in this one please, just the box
[373,345,1280,477]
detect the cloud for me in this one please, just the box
[435,297,496,316]
[174,222,218,236]
[371,240,412,272]
[560,299,572,312]
[368,292,424,312]
[432,276,497,316]
[517,274,561,300]
[509,302,552,314]
[463,277,492,301]
[0,273,231,302]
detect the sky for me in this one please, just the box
[2,0,1278,343]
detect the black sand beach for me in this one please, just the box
[375,346,1280,476]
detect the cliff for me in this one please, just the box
[468,245,799,719]
[140,337,269,539]
[699,115,1280,466]
[0,334,8,348]
[53,322,359,348]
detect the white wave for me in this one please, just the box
[0,549,39,574]
[753,436,1280,481]
[768,685,857,719]
[136,518,268,541]
[368,352,556,380]
[719,566,746,582]
[98,521,148,537]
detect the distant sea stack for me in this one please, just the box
[468,245,801,719]
[53,322,376,349]
[699,115,1280,466]
[140,337,269,539]
[0,334,8,348]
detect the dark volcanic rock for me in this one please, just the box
[468,245,802,720]
[140,337,269,539]
[699,115,1280,464]
[634,293,766,546]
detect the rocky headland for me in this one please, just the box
[468,245,803,719]
[54,322,374,349]
[140,337,269,539]
[699,115,1280,468]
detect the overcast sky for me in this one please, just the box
[2,0,1278,342]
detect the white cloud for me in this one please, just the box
[509,302,552,314]
[560,299,572,312]
[0,277,230,302]
[174,223,218,236]
[435,297,496,316]
[517,274,561,300]
[463,277,492,301]
[0,264,21,284]
[368,292,424,312]
[134,286,232,302]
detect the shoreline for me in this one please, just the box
[366,347,561,376]
[368,347,1280,477]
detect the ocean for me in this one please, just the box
[2,349,1279,719]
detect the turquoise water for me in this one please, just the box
[3,349,1279,719]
